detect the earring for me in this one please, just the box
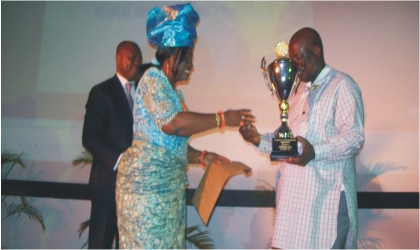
[165,64,170,75]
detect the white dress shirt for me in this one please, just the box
[258,65,364,248]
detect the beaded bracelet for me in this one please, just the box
[218,110,225,129]
[199,150,208,168]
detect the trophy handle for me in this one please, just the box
[290,58,306,97]
[261,57,275,94]
[289,68,300,99]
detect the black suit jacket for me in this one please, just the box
[82,74,133,194]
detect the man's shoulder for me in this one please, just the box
[90,75,119,91]
[329,67,353,80]
[327,68,358,85]
[326,68,362,96]
[97,75,119,87]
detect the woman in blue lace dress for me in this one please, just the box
[115,3,255,249]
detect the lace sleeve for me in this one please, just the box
[137,67,183,129]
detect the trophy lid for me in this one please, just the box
[275,41,289,58]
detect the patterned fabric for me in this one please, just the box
[147,3,200,49]
[258,65,364,249]
[116,66,190,249]
[133,67,189,157]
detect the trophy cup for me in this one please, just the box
[261,41,299,161]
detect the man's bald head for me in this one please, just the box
[116,41,141,56]
[290,27,323,56]
[289,27,325,83]
[115,41,142,82]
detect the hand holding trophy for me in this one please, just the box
[261,41,300,161]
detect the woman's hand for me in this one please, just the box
[202,152,230,168]
[224,109,255,127]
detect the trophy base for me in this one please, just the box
[270,138,299,161]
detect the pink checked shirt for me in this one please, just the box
[258,65,364,249]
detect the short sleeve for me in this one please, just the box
[137,67,183,128]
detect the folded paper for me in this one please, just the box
[191,161,252,225]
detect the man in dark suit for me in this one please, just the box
[82,41,142,249]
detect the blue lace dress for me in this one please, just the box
[116,66,190,249]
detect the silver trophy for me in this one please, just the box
[261,41,299,161]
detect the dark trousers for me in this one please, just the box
[88,197,119,249]
[331,191,350,249]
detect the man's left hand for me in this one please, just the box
[280,136,315,166]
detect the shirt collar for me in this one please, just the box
[116,72,133,88]
[305,64,330,90]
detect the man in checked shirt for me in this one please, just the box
[240,27,365,249]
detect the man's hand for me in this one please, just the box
[239,124,261,146]
[280,136,314,166]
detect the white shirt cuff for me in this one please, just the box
[113,154,123,171]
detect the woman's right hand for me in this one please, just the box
[202,151,230,168]
[224,109,255,127]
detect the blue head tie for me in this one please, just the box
[147,3,199,49]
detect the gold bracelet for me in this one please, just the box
[215,113,221,128]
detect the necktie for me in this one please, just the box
[125,82,133,110]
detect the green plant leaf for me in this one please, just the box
[1,151,25,168]
[186,225,215,249]
[254,179,276,209]
[76,219,90,249]
[72,150,93,168]
[78,219,90,238]
[2,201,46,232]
[1,151,46,239]
[185,225,200,235]
[2,151,26,179]
[357,162,406,191]
[255,179,275,191]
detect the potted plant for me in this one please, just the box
[1,151,46,248]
